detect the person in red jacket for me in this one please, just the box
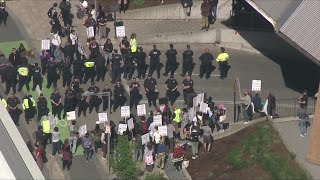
[172,141,184,171]
[61,138,72,170]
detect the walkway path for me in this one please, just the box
[272,119,319,179]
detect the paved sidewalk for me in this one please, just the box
[273,120,319,179]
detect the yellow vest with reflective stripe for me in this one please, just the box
[130,39,137,53]
[216,52,229,62]
[42,120,50,134]
[173,108,181,123]
[18,67,29,76]
[84,61,95,68]
[1,98,7,108]
[22,98,29,110]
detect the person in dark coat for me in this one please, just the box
[61,138,72,170]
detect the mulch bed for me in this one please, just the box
[185,122,303,180]
[88,0,180,12]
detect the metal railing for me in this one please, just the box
[230,10,273,31]
[275,98,316,117]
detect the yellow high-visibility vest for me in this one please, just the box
[216,52,229,62]
[173,108,181,123]
[22,97,36,110]
[84,61,95,68]
[130,38,137,53]
[42,119,50,134]
[18,67,29,76]
[1,98,7,108]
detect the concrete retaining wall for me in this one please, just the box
[138,28,279,54]
[117,0,232,20]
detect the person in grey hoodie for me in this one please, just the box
[51,127,61,156]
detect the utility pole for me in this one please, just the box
[234,79,236,123]
[110,4,119,38]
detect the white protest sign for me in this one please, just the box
[121,106,130,118]
[141,133,150,145]
[118,124,128,135]
[236,77,241,96]
[252,80,262,92]
[41,39,50,50]
[193,96,197,107]
[98,113,108,123]
[127,118,134,130]
[137,104,146,116]
[196,93,205,106]
[105,125,111,134]
[49,115,56,126]
[87,26,95,38]
[66,111,76,120]
[116,26,126,38]
[153,115,162,126]
[79,125,87,137]
[158,125,167,136]
[200,103,208,113]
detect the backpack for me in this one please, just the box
[47,7,55,18]
[83,137,92,149]
[141,121,148,135]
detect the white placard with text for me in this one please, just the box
[79,125,87,137]
[158,125,167,136]
[98,113,108,123]
[137,104,146,116]
[251,80,262,92]
[153,115,162,126]
[66,111,76,121]
[121,106,130,118]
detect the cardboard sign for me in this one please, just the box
[137,104,146,116]
[49,115,56,126]
[121,106,130,118]
[116,26,126,38]
[41,39,50,50]
[141,133,150,145]
[200,103,208,113]
[105,125,111,134]
[66,111,76,120]
[252,80,262,92]
[79,125,87,137]
[98,113,108,123]
[158,125,167,136]
[127,118,134,130]
[87,26,95,38]
[118,124,128,135]
[153,115,162,126]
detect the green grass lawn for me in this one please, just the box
[0,41,83,155]
[227,121,310,180]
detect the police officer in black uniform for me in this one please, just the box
[136,47,147,79]
[110,49,123,84]
[181,45,194,77]
[73,58,84,84]
[5,62,17,94]
[95,52,106,82]
[102,85,113,112]
[129,78,142,110]
[50,89,63,120]
[165,75,180,106]
[63,86,76,118]
[83,56,96,84]
[62,60,72,87]
[31,63,43,91]
[113,81,126,112]
[123,52,135,80]
[199,48,214,79]
[71,78,81,93]
[144,74,158,108]
[62,41,75,62]
[78,95,89,117]
[182,74,194,104]
[163,44,178,77]
[37,93,48,122]
[7,93,21,126]
[148,45,161,79]
[46,58,59,88]
[88,82,101,114]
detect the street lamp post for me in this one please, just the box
[110,4,119,38]
[234,79,236,123]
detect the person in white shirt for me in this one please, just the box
[69,30,78,57]
[153,126,161,155]
[51,32,61,54]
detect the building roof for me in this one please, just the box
[0,120,33,180]
[245,0,320,66]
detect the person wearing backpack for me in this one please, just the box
[47,3,58,19]
[189,124,199,159]
[92,124,102,154]
[82,133,93,162]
